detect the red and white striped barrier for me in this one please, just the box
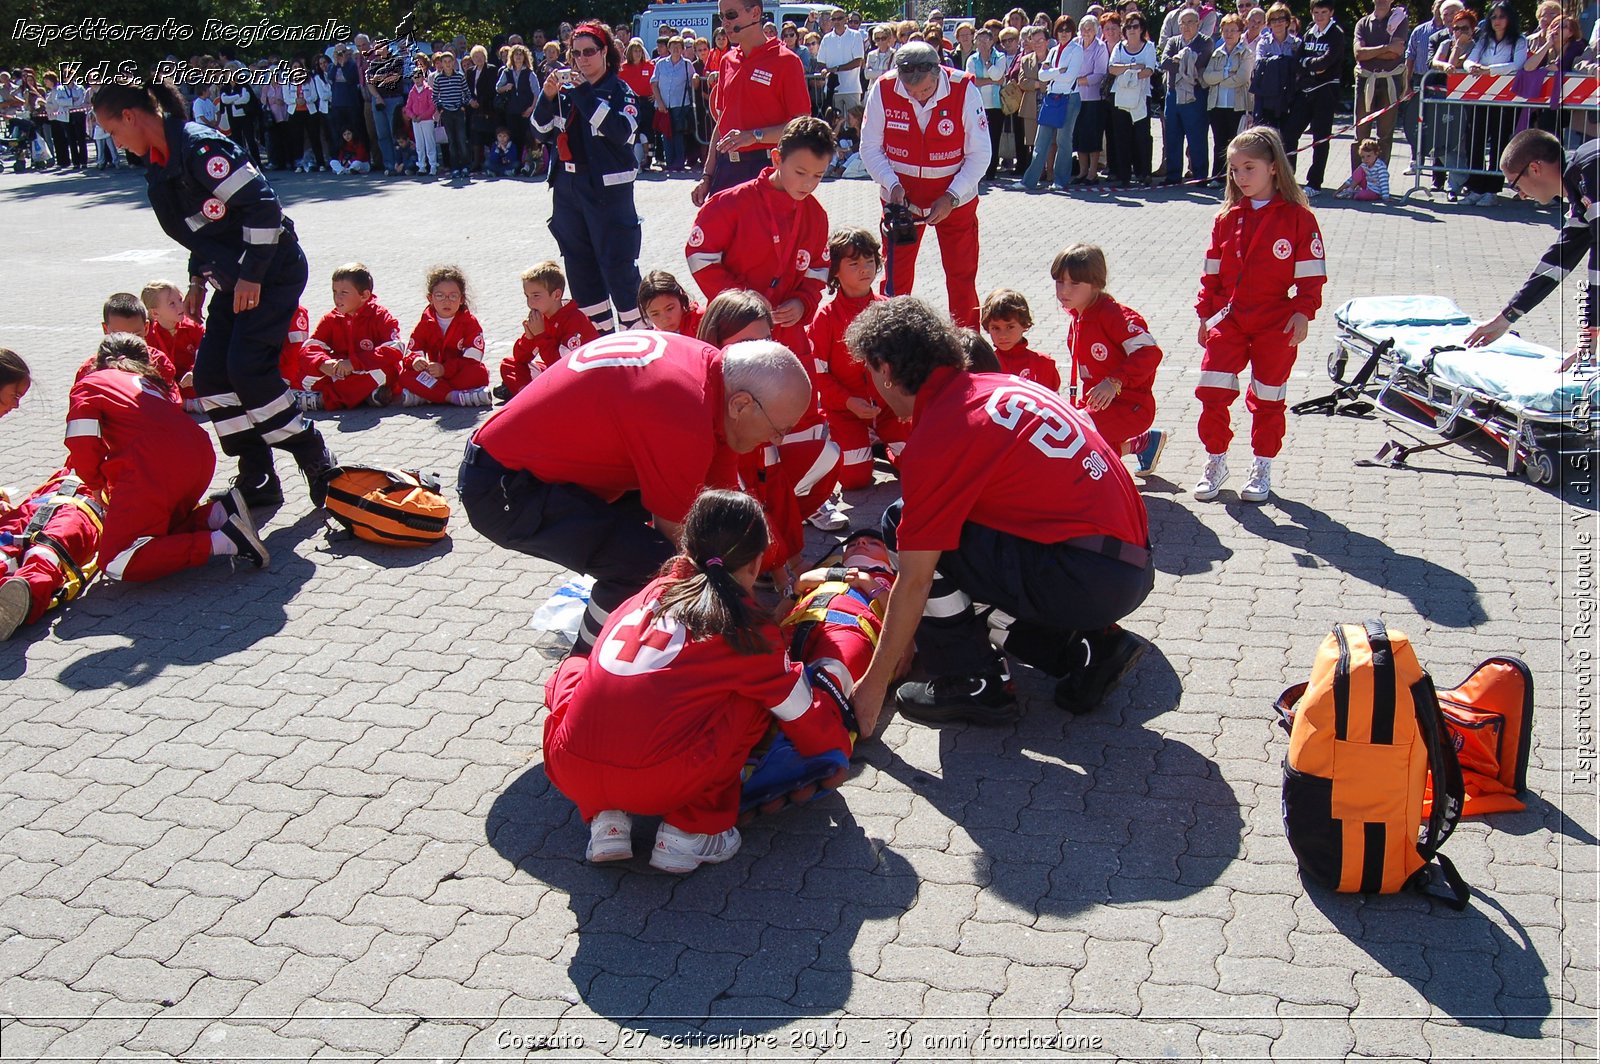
[1445,72,1600,107]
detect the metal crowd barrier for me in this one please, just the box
[1408,69,1600,199]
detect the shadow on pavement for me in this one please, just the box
[38,511,321,690]
[1229,496,1486,627]
[1143,490,1234,576]
[486,765,916,1039]
[1307,882,1551,1034]
[872,642,1245,918]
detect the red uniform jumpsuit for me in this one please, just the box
[1067,296,1164,450]
[707,37,811,193]
[543,571,852,833]
[500,299,599,396]
[808,289,910,490]
[867,69,989,328]
[65,369,218,583]
[145,316,205,405]
[300,299,405,408]
[402,307,491,403]
[688,168,841,529]
[1,471,103,627]
[995,341,1063,392]
[1194,195,1327,458]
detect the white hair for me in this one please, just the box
[722,341,811,404]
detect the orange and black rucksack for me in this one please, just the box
[323,466,450,547]
[1276,620,1471,909]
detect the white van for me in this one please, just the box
[633,2,845,45]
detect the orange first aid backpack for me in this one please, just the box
[1276,620,1471,909]
[323,466,450,547]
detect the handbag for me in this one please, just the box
[1001,81,1025,115]
[1038,90,1069,128]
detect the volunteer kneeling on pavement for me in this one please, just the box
[458,331,814,655]
[845,297,1156,733]
[543,490,853,874]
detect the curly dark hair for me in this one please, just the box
[844,296,965,394]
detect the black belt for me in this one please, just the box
[1065,534,1150,570]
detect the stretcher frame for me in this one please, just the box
[1323,314,1596,486]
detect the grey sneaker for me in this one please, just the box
[649,823,741,873]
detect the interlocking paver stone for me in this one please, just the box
[1,127,1591,1060]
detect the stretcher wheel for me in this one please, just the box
[1327,349,1347,384]
[1524,449,1556,486]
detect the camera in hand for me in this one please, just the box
[881,202,918,246]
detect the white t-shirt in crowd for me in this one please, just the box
[817,27,867,94]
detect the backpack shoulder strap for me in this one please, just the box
[1410,669,1472,910]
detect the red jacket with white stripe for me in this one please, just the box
[64,369,213,494]
[305,299,404,366]
[74,349,180,404]
[686,168,830,358]
[807,290,884,415]
[995,340,1062,392]
[144,316,204,382]
[1068,297,1162,397]
[1195,195,1327,332]
[509,299,600,372]
[551,572,853,769]
[408,307,488,372]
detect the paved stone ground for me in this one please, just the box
[0,131,1595,1063]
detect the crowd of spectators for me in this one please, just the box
[1,0,1596,197]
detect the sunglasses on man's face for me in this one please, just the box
[721,7,749,20]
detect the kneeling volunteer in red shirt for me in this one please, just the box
[544,490,852,873]
[459,331,816,656]
[844,298,1157,733]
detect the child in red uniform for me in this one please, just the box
[698,290,808,580]
[687,116,843,529]
[401,265,492,407]
[638,270,703,338]
[140,280,204,411]
[78,294,179,401]
[300,263,405,411]
[543,490,853,872]
[808,228,910,491]
[1052,244,1168,475]
[496,261,599,400]
[64,335,269,583]
[0,351,104,641]
[980,289,1062,391]
[1193,127,1326,503]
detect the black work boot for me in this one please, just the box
[895,669,1019,726]
[288,428,339,508]
[1053,626,1145,715]
[232,447,283,509]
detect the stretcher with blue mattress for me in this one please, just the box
[1309,295,1597,484]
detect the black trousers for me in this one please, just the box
[1207,107,1243,179]
[191,242,325,483]
[1108,107,1151,182]
[1286,84,1338,189]
[458,443,675,650]
[881,500,1155,676]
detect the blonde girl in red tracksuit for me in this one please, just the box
[64,335,270,583]
[1052,244,1168,476]
[1193,127,1327,504]
[543,490,852,873]
[400,265,492,407]
[807,227,909,491]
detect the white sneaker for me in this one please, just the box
[1240,456,1273,503]
[586,810,634,862]
[400,389,427,407]
[296,389,323,411]
[447,387,493,407]
[650,823,741,873]
[1302,184,1322,199]
[1192,453,1230,501]
[806,497,850,531]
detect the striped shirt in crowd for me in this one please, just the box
[433,71,468,110]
